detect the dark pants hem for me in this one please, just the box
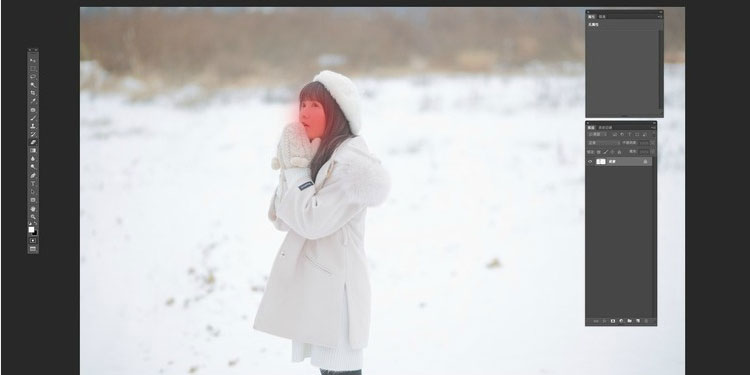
[320,368,362,375]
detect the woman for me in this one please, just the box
[253,70,391,375]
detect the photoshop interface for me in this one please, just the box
[585,121,657,326]
[586,9,664,118]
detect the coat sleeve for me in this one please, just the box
[275,161,366,240]
[268,174,291,232]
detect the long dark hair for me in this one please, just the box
[299,81,357,182]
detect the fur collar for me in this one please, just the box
[330,136,390,207]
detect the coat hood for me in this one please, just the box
[329,136,390,207]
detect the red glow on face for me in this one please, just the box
[299,100,326,140]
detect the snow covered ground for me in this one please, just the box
[80,64,685,375]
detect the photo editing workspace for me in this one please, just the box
[3,1,726,374]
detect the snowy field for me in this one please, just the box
[80,64,685,375]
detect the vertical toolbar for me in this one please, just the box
[28,48,40,254]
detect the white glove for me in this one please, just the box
[271,122,321,170]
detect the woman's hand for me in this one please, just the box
[271,122,321,170]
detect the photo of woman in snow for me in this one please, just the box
[253,70,391,375]
[80,8,685,375]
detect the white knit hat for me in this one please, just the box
[313,70,362,135]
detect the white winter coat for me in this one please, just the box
[253,136,390,350]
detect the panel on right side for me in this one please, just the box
[586,9,664,118]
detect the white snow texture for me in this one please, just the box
[80,64,685,375]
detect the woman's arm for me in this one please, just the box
[268,172,291,232]
[275,164,365,240]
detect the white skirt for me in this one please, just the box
[291,284,363,371]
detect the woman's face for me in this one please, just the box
[299,99,326,140]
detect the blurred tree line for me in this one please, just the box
[80,7,684,89]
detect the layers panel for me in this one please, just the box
[585,121,657,326]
